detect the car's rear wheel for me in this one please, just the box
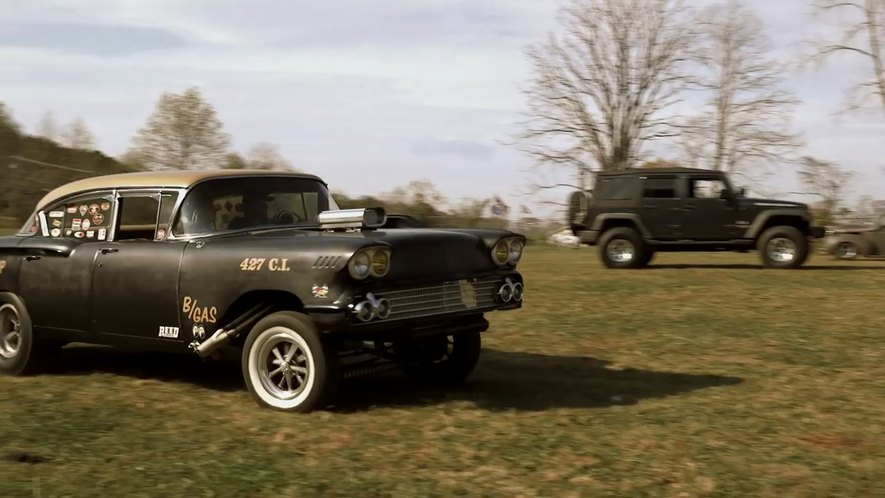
[242,311,339,413]
[758,226,809,268]
[400,330,482,386]
[834,241,859,260]
[0,292,58,376]
[599,227,647,268]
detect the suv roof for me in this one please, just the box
[597,167,719,177]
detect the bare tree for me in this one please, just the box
[677,0,802,183]
[797,156,855,225]
[35,111,59,142]
[60,117,96,150]
[245,142,294,171]
[808,0,885,113]
[516,0,695,192]
[127,87,231,170]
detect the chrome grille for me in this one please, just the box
[374,276,502,322]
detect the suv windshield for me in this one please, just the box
[173,176,339,236]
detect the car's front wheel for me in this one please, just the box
[834,241,859,260]
[399,330,482,386]
[242,311,339,413]
[758,225,809,268]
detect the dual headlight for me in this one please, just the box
[348,246,392,280]
[491,236,525,267]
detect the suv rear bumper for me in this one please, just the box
[577,230,600,245]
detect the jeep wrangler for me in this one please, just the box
[567,167,825,269]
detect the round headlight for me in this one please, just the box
[370,249,390,277]
[492,240,509,266]
[508,238,524,264]
[349,250,371,279]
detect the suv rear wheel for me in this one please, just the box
[758,225,809,269]
[598,227,648,268]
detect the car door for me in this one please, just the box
[639,174,684,239]
[17,190,116,336]
[680,174,740,240]
[90,190,187,344]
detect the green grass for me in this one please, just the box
[2,247,885,497]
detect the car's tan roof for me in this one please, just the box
[35,169,323,210]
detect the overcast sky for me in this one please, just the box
[1,0,882,218]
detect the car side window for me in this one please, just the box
[43,193,115,240]
[115,193,179,241]
[642,177,678,198]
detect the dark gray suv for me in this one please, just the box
[567,167,825,269]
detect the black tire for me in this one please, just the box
[241,311,340,413]
[637,249,656,267]
[0,292,56,376]
[598,227,647,269]
[400,330,482,386]
[834,241,859,260]
[757,225,809,268]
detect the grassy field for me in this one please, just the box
[2,247,885,497]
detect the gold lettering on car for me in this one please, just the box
[268,258,290,272]
[182,296,218,324]
[240,257,290,272]
[0,260,6,275]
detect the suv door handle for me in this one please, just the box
[25,255,41,261]
[99,248,119,254]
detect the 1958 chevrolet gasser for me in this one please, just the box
[0,170,525,412]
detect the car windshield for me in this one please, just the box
[172,176,339,236]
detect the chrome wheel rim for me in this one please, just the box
[607,239,635,263]
[767,237,796,263]
[0,304,22,359]
[837,242,857,259]
[248,326,315,408]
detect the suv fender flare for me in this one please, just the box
[744,210,810,239]
[590,214,652,238]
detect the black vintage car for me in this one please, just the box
[0,170,525,412]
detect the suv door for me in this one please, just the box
[680,174,741,240]
[639,175,683,239]
[90,190,187,344]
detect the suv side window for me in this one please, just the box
[596,177,637,200]
[688,177,728,199]
[642,177,678,198]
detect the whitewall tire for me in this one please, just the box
[241,311,339,413]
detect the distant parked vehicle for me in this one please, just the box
[823,216,885,260]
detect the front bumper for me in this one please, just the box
[308,271,524,335]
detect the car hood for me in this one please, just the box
[202,227,523,280]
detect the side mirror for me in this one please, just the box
[737,187,746,197]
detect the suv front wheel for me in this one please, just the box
[598,227,649,268]
[758,225,809,269]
